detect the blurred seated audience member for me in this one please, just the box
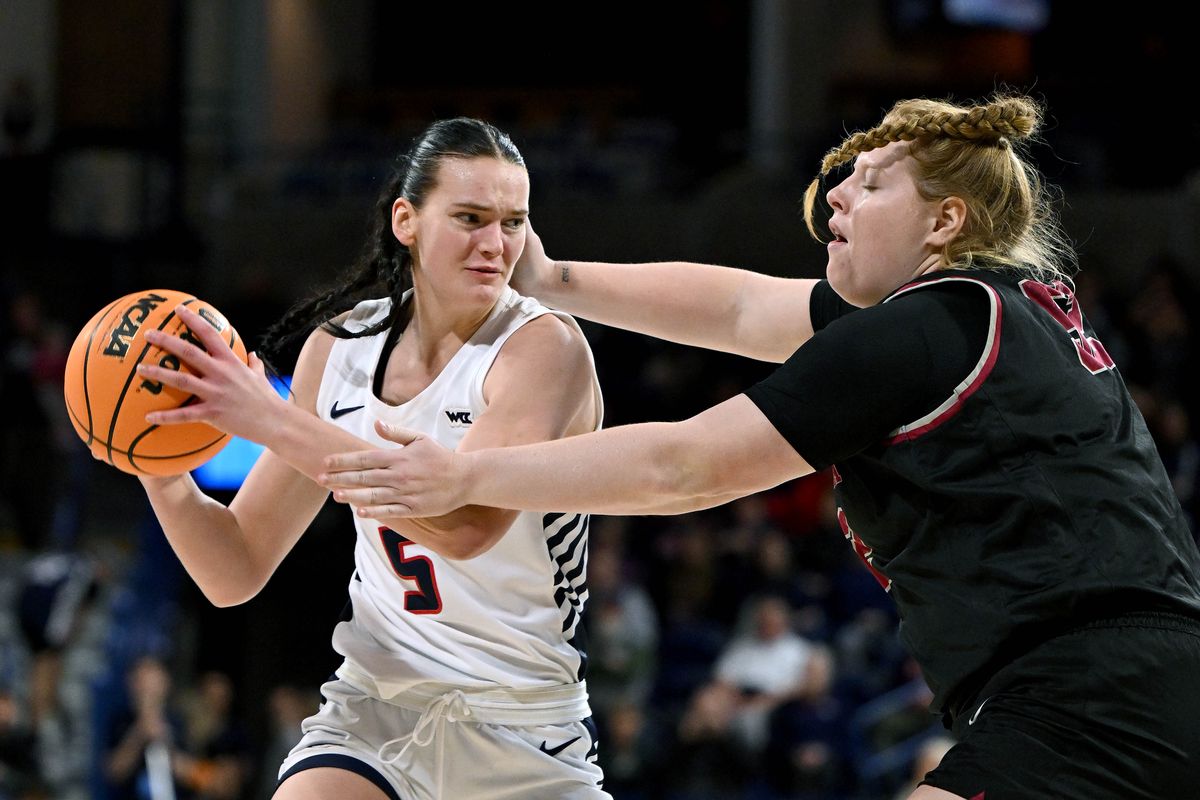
[103,656,192,800]
[16,551,99,729]
[866,657,938,754]
[584,539,659,718]
[597,701,666,800]
[764,641,846,798]
[254,685,312,800]
[179,671,251,800]
[0,687,39,798]
[678,595,819,756]
[1,289,69,551]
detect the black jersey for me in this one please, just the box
[746,268,1200,716]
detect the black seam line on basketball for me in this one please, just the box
[63,401,227,462]
[125,300,232,474]
[127,419,228,474]
[126,394,216,473]
[104,300,200,465]
[104,305,179,464]
[80,297,123,448]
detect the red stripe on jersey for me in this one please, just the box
[883,277,1003,445]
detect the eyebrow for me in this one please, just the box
[450,201,530,216]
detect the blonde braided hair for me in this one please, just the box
[803,94,1075,282]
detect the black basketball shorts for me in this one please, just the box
[922,612,1200,799]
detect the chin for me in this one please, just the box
[467,283,504,307]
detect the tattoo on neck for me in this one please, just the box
[561,264,570,283]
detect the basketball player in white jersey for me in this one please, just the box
[133,118,609,799]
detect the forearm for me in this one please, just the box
[382,505,517,560]
[140,474,268,606]
[458,421,729,516]
[256,401,370,481]
[539,261,817,362]
[536,261,751,356]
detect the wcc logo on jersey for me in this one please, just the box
[444,408,473,427]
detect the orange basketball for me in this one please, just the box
[63,289,248,476]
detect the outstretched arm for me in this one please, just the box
[320,394,813,519]
[514,225,821,363]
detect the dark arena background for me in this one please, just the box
[2,2,1198,798]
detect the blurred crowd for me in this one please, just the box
[2,245,1197,800]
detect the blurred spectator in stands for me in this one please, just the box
[103,655,193,800]
[597,700,665,800]
[253,684,311,800]
[644,515,731,719]
[584,532,659,720]
[1,290,69,551]
[15,549,102,794]
[650,514,722,625]
[746,524,836,644]
[1136,390,1200,537]
[179,672,251,800]
[764,643,846,799]
[1124,256,1198,411]
[678,595,820,758]
[0,687,39,799]
[15,552,99,728]
[833,606,909,706]
[1072,269,1130,371]
[863,657,938,754]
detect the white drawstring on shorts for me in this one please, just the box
[377,689,473,799]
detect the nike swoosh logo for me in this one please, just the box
[330,401,365,419]
[968,698,989,725]
[539,736,581,758]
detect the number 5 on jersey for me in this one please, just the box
[379,527,443,614]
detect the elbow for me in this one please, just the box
[648,428,710,503]
[643,422,743,511]
[198,575,267,608]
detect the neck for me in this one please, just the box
[404,285,496,365]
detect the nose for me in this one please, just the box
[476,221,503,258]
[826,182,845,214]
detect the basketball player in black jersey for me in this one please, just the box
[319,94,1200,799]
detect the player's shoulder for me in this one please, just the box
[483,313,592,397]
[879,270,998,321]
[491,313,589,379]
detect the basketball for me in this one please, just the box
[63,289,248,476]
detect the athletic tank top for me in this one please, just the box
[316,287,603,701]
[829,269,1200,715]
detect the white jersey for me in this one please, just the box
[315,287,602,713]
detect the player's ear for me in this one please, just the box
[928,196,966,248]
[392,198,417,246]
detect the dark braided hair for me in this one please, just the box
[258,118,525,369]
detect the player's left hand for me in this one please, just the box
[319,420,467,518]
[510,221,555,297]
